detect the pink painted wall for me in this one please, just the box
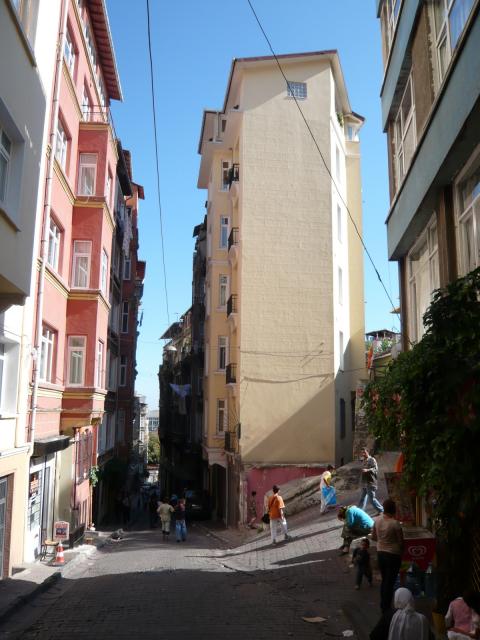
[247,466,323,523]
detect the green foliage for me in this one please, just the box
[147,433,160,465]
[363,268,480,542]
[88,465,100,487]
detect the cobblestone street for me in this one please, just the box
[0,504,382,639]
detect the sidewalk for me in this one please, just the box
[0,539,104,624]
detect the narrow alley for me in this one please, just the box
[0,505,380,640]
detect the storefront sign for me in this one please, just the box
[54,521,70,541]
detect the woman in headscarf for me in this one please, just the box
[388,588,430,640]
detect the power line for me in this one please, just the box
[146,0,170,325]
[245,0,400,326]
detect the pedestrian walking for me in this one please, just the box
[157,496,174,540]
[445,590,480,639]
[337,505,374,555]
[387,587,430,639]
[358,448,384,514]
[352,537,373,589]
[247,490,257,529]
[320,464,336,515]
[267,485,291,544]
[148,491,159,528]
[372,499,404,612]
[173,497,187,542]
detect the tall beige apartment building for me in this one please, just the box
[197,51,365,525]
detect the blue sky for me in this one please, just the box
[106,0,399,410]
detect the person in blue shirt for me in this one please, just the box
[337,505,374,555]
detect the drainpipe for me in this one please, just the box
[29,0,69,448]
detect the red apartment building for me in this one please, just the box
[25,0,141,559]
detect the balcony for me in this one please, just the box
[227,294,237,317]
[228,227,239,251]
[226,363,237,385]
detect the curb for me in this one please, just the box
[0,571,62,626]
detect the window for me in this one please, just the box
[408,218,439,342]
[55,119,68,171]
[39,326,55,383]
[121,301,129,333]
[100,249,108,295]
[11,0,39,45]
[220,216,229,249]
[117,409,125,443]
[98,75,106,108]
[78,153,97,196]
[381,0,402,57]
[394,74,416,189]
[335,145,341,183]
[337,204,343,243]
[67,336,86,386]
[221,161,231,191]
[218,336,227,370]
[219,275,228,307]
[0,129,12,204]
[340,398,346,439]
[105,170,112,205]
[47,218,61,272]
[216,399,227,433]
[338,267,343,305]
[64,28,76,75]
[84,23,97,69]
[432,0,475,84]
[81,86,91,121]
[71,240,91,288]
[339,331,344,370]
[287,81,307,99]
[96,340,104,388]
[123,256,131,280]
[107,351,117,389]
[458,162,480,273]
[119,355,127,387]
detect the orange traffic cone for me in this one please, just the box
[55,541,65,565]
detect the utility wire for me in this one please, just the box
[246,0,401,326]
[146,0,170,325]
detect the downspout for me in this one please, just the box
[29,0,69,448]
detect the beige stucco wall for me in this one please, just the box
[0,452,29,573]
[200,55,365,470]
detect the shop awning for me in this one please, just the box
[32,436,71,457]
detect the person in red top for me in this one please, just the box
[445,591,480,639]
[267,485,291,545]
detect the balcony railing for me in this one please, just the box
[227,163,240,188]
[226,363,237,384]
[228,227,239,251]
[227,294,238,317]
[81,105,118,140]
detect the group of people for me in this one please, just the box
[147,493,188,543]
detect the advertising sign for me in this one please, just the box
[54,521,70,541]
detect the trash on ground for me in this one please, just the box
[302,616,327,623]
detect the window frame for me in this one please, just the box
[47,217,61,272]
[218,336,228,371]
[71,239,92,289]
[218,274,228,308]
[216,398,227,434]
[123,256,131,280]
[0,128,12,205]
[220,216,229,249]
[393,73,416,189]
[100,248,108,296]
[286,81,307,99]
[77,153,97,196]
[64,27,76,76]
[220,160,231,191]
[96,339,104,388]
[338,267,343,305]
[55,119,68,171]
[119,355,127,387]
[39,326,55,383]
[67,336,86,387]
[121,300,129,334]
[81,85,91,122]
[456,158,480,275]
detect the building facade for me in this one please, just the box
[197,51,365,525]
[377,0,480,344]
[0,0,60,579]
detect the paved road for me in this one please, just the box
[0,508,382,639]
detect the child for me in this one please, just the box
[352,537,372,589]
